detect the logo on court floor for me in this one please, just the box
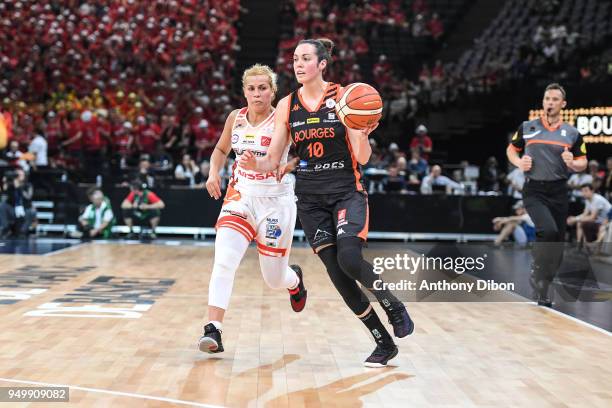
[0,265,94,306]
[25,276,175,319]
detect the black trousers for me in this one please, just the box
[523,179,568,292]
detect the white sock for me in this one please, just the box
[209,320,223,331]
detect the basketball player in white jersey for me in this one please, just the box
[198,64,307,354]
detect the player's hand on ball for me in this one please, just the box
[561,147,573,166]
[206,173,222,200]
[361,122,379,138]
[238,150,256,171]
[520,155,532,172]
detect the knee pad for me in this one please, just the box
[337,239,364,280]
[259,256,295,289]
[317,245,369,315]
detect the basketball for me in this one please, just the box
[335,82,383,130]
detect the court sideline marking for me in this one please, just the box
[540,306,612,337]
[0,377,227,408]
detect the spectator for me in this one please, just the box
[3,140,29,172]
[191,118,218,162]
[587,159,604,192]
[174,154,199,186]
[135,115,161,156]
[567,184,612,243]
[194,161,211,188]
[134,155,156,189]
[421,165,463,194]
[492,200,536,246]
[0,168,36,238]
[568,168,593,198]
[603,157,612,200]
[121,179,165,240]
[384,165,407,194]
[427,13,444,40]
[409,124,433,160]
[407,148,428,180]
[75,188,115,240]
[506,166,525,199]
[479,156,502,192]
[28,127,48,170]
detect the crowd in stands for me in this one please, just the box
[0,0,241,184]
[384,0,612,124]
[277,0,445,99]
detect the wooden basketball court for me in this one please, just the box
[0,243,610,407]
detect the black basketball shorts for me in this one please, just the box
[296,190,369,252]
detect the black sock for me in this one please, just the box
[359,307,394,346]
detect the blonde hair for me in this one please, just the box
[242,64,277,94]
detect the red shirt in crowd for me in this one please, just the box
[136,122,161,154]
[410,135,433,160]
[45,118,62,152]
[126,190,162,204]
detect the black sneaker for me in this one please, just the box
[537,296,553,307]
[364,343,399,368]
[288,265,307,312]
[198,323,224,354]
[386,303,414,338]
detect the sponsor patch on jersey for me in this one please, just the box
[261,136,271,146]
[306,117,320,124]
[231,134,239,143]
[561,129,567,137]
[244,134,256,144]
[299,160,308,168]
[292,121,306,128]
[328,113,336,120]
[580,142,587,154]
[325,98,336,109]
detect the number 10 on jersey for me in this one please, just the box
[307,142,324,158]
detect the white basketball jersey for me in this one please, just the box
[230,107,292,196]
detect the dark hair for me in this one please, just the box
[580,183,593,190]
[130,179,145,191]
[87,186,102,197]
[544,83,566,100]
[298,38,334,67]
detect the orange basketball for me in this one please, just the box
[335,83,383,130]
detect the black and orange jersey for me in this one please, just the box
[286,82,364,195]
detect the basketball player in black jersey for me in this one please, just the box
[240,38,414,367]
